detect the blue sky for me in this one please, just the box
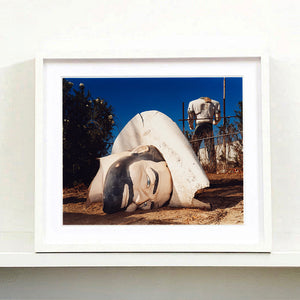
[65,77,242,140]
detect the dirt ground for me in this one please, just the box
[63,173,243,225]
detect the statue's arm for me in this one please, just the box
[213,102,221,125]
[213,112,221,125]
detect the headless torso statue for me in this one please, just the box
[188,97,221,173]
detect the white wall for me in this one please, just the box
[0,0,299,299]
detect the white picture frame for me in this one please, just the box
[35,51,271,253]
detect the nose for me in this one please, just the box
[134,190,150,206]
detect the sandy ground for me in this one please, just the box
[63,173,243,225]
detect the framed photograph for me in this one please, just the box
[35,52,271,252]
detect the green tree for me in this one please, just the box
[63,79,115,187]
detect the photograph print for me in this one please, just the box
[62,77,243,225]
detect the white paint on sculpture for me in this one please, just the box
[87,110,210,213]
[112,111,210,208]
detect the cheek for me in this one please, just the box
[130,168,144,188]
[129,166,149,203]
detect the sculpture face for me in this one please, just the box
[102,146,172,214]
[127,160,172,209]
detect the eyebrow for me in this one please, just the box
[151,168,159,194]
